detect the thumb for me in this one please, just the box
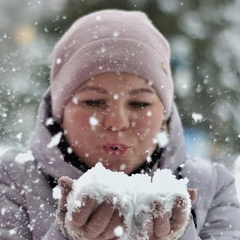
[58,176,74,190]
[58,176,74,212]
[187,188,197,204]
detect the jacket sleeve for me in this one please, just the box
[42,222,67,240]
[199,163,240,239]
[0,150,69,240]
[0,163,32,240]
[178,217,199,240]
[0,162,67,240]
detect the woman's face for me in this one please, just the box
[61,72,164,174]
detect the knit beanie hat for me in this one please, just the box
[51,9,173,123]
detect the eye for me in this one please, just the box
[82,100,106,107]
[129,101,151,109]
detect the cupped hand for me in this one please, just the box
[56,176,126,240]
[134,188,197,240]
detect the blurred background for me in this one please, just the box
[0,0,240,178]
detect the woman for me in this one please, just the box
[0,9,240,240]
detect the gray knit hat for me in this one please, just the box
[51,9,173,123]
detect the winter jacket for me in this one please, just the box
[1,88,240,240]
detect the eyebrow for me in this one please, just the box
[78,86,154,95]
[79,86,108,94]
[129,88,155,95]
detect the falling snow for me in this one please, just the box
[45,117,54,126]
[15,150,34,164]
[192,112,203,123]
[114,226,124,237]
[112,31,120,37]
[9,229,17,236]
[56,58,62,64]
[89,116,99,130]
[153,131,169,148]
[47,132,62,148]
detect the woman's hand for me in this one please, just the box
[56,175,197,240]
[134,188,197,240]
[56,176,126,240]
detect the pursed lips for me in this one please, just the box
[102,143,129,156]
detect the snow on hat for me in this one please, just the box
[51,9,173,123]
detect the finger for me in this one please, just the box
[150,202,170,239]
[154,212,171,238]
[145,217,154,240]
[58,176,74,191]
[135,220,153,240]
[134,209,153,240]
[170,197,188,232]
[187,188,197,204]
[82,201,115,239]
[98,208,126,239]
[69,196,97,229]
[58,176,73,212]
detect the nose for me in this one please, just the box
[103,106,130,131]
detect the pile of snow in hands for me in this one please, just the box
[54,163,191,238]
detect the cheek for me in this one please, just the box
[134,112,163,138]
[63,109,91,135]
